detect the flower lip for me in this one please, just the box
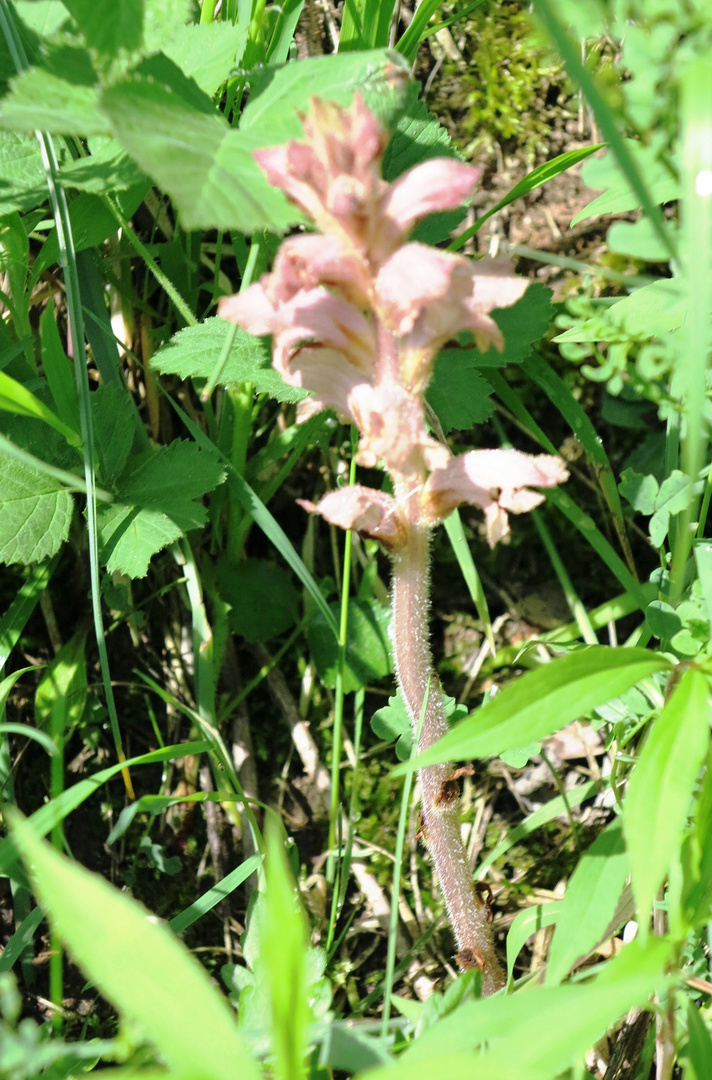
[298,486,406,550]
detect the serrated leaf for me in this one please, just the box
[240,48,411,140]
[58,137,146,194]
[426,364,493,434]
[396,646,671,772]
[0,67,106,135]
[62,0,143,58]
[0,130,48,214]
[8,812,259,1080]
[619,468,658,514]
[546,818,629,985]
[100,61,296,232]
[151,319,306,403]
[624,668,711,938]
[308,597,392,692]
[218,558,299,643]
[97,442,225,577]
[0,457,73,565]
[162,22,248,97]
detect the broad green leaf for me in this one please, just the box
[650,470,694,548]
[162,21,248,97]
[151,319,306,403]
[308,597,392,692]
[572,141,679,226]
[0,67,106,135]
[62,0,143,59]
[371,690,466,760]
[218,558,300,643]
[0,130,47,214]
[506,902,561,985]
[58,138,146,194]
[0,457,73,565]
[397,646,670,772]
[8,812,259,1080]
[97,441,225,577]
[607,218,673,262]
[546,817,629,985]
[370,938,669,1080]
[619,468,659,515]
[240,48,411,139]
[100,60,295,232]
[624,667,711,937]
[646,601,682,640]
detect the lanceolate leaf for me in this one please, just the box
[8,812,259,1080]
[546,817,630,985]
[624,667,711,938]
[396,646,670,772]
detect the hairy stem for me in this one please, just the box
[391,515,504,995]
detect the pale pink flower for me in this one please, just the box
[422,448,570,545]
[376,246,529,390]
[349,380,442,481]
[271,234,371,306]
[298,486,406,549]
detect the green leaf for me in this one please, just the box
[0,130,47,215]
[0,67,106,135]
[605,279,686,338]
[506,902,561,986]
[7,812,259,1080]
[151,319,306,403]
[58,138,146,195]
[97,442,225,577]
[646,601,682,640]
[572,141,679,226]
[100,59,295,233]
[650,469,695,548]
[91,384,138,488]
[607,218,673,262]
[546,818,629,985]
[619,468,659,515]
[62,0,143,58]
[686,1001,712,1080]
[0,457,73,565]
[218,558,300,643]
[373,938,669,1080]
[162,21,248,97]
[0,370,81,448]
[308,597,392,692]
[371,691,411,760]
[624,667,711,937]
[169,854,263,936]
[396,646,671,772]
[240,48,411,139]
[40,299,80,437]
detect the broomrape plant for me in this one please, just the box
[219,95,569,994]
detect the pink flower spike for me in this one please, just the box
[280,345,371,422]
[422,448,569,544]
[298,486,406,550]
[269,286,376,377]
[272,234,371,306]
[218,279,279,337]
[376,245,528,389]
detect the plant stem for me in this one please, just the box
[390,513,504,995]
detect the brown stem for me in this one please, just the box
[391,517,504,995]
